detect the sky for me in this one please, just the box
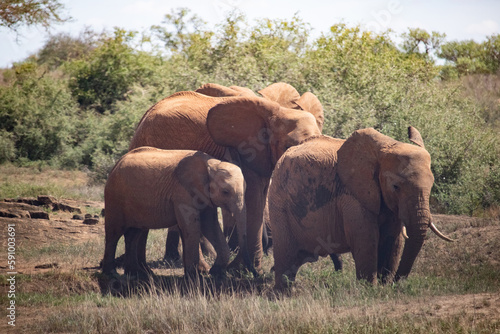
[1,0,499,68]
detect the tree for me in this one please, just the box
[150,7,207,54]
[0,0,69,32]
[401,28,445,60]
[438,34,500,77]
[66,29,156,112]
[36,29,100,69]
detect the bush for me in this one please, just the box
[0,129,15,162]
[65,29,158,112]
[0,62,79,162]
[1,11,499,215]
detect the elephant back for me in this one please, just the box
[129,91,229,159]
[270,135,344,219]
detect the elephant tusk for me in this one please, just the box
[402,226,409,239]
[429,222,456,242]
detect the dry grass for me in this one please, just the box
[1,165,500,333]
[0,163,104,201]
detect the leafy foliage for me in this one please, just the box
[65,29,158,112]
[439,34,500,78]
[1,9,499,215]
[0,62,78,162]
[0,0,69,32]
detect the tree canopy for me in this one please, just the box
[0,0,69,32]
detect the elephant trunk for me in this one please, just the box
[395,207,430,281]
[233,202,258,277]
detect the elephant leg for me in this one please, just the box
[137,229,153,275]
[200,235,216,258]
[163,226,181,263]
[274,248,302,290]
[262,198,271,255]
[200,208,230,277]
[378,232,404,283]
[271,214,300,290]
[222,210,238,251]
[197,246,211,273]
[102,226,122,275]
[228,168,267,274]
[175,207,202,279]
[262,223,270,255]
[330,253,343,271]
[350,223,379,284]
[124,228,144,276]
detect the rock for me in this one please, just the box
[35,263,59,269]
[17,197,41,206]
[0,209,30,218]
[101,208,105,216]
[29,211,50,220]
[72,214,84,220]
[93,215,99,219]
[84,213,92,219]
[52,203,81,213]
[37,195,57,205]
[83,218,99,225]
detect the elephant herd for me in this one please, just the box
[101,82,454,289]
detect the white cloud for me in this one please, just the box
[466,19,499,35]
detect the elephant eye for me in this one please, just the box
[222,189,231,196]
[393,184,400,192]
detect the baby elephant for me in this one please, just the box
[102,147,254,278]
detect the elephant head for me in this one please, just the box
[175,153,256,274]
[206,96,321,177]
[337,127,453,281]
[258,82,324,132]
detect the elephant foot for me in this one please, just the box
[163,251,181,263]
[184,267,203,283]
[227,254,263,276]
[208,264,227,279]
[101,267,120,279]
[329,253,343,271]
[124,266,154,280]
[106,277,126,296]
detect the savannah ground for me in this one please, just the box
[0,164,500,334]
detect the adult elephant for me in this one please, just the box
[163,82,324,264]
[195,82,324,131]
[269,127,454,289]
[129,91,321,273]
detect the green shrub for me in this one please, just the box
[0,129,15,162]
[65,29,158,112]
[0,62,79,162]
[1,11,499,215]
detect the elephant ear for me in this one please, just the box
[207,97,278,177]
[295,92,324,132]
[175,152,211,205]
[195,83,240,97]
[408,126,425,148]
[258,82,300,109]
[337,129,381,215]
